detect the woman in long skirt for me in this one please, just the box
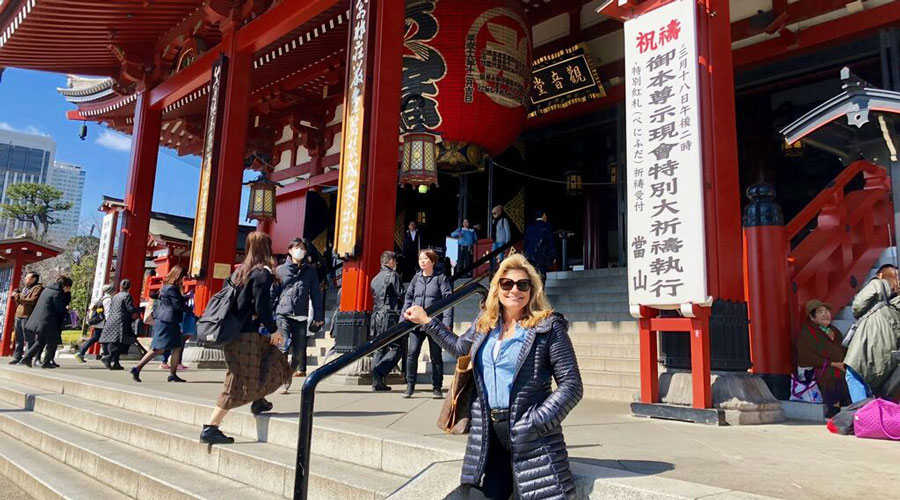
[200,231,291,444]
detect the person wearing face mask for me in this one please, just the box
[273,239,325,382]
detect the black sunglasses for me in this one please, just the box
[498,278,532,292]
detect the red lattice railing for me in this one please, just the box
[787,160,894,333]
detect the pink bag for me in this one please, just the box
[854,398,900,441]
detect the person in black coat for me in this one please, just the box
[402,248,453,399]
[405,253,583,500]
[524,209,557,277]
[129,265,193,383]
[99,279,141,370]
[19,276,72,368]
[273,238,325,380]
[370,251,405,391]
[402,221,425,281]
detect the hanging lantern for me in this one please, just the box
[399,94,440,191]
[244,174,281,222]
[565,171,583,196]
[402,0,532,174]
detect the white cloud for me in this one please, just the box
[95,130,132,152]
[0,122,50,136]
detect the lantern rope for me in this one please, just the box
[491,162,624,186]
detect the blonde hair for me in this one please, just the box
[475,253,553,333]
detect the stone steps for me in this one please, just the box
[0,429,130,500]
[0,366,466,481]
[581,370,641,388]
[0,381,407,500]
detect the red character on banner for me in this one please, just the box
[636,30,657,53]
[658,19,681,46]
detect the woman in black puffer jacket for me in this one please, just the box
[402,248,453,399]
[405,253,582,500]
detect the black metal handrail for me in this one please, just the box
[449,235,522,283]
[293,280,489,499]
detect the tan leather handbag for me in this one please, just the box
[437,355,474,434]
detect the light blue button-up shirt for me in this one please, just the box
[476,323,527,410]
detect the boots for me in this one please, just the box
[372,375,391,392]
[200,425,234,444]
[402,383,414,399]
[250,398,273,415]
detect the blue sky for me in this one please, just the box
[0,68,251,235]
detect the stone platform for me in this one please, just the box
[0,356,897,499]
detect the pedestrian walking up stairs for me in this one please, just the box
[454,267,639,402]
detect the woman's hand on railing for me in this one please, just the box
[404,306,431,325]
[269,331,285,347]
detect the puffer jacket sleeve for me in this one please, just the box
[852,278,889,320]
[439,275,453,328]
[528,317,583,436]
[402,274,417,315]
[424,317,475,358]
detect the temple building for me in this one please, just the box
[2,0,900,416]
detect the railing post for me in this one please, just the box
[742,183,793,400]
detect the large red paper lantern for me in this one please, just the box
[402,0,532,174]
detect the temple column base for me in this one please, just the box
[633,370,786,426]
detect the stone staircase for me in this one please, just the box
[0,365,768,500]
[0,366,416,500]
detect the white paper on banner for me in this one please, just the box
[624,0,708,308]
[90,211,117,308]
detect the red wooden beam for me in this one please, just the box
[236,0,340,53]
[276,169,340,196]
[730,0,847,41]
[270,152,340,182]
[733,1,900,69]
[149,43,222,110]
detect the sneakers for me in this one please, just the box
[200,425,234,445]
[167,374,186,383]
[250,398,274,415]
[39,362,55,369]
[159,363,171,371]
[432,388,444,399]
[129,367,142,382]
[402,384,414,399]
[74,353,85,363]
[372,376,391,392]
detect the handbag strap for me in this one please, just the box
[875,400,900,440]
[791,375,818,397]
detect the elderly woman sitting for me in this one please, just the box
[796,299,851,417]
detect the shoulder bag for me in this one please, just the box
[437,355,474,434]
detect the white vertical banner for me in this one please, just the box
[624,0,708,308]
[90,210,119,307]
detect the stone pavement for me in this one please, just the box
[7,355,900,500]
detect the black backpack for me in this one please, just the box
[196,277,244,348]
[87,301,105,326]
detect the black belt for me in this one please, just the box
[489,408,509,422]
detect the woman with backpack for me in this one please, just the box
[200,231,291,445]
[74,284,114,363]
[129,265,193,383]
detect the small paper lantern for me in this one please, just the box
[782,140,804,158]
[245,174,280,222]
[565,171,583,196]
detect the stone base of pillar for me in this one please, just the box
[321,353,405,386]
[654,370,786,425]
[181,344,227,369]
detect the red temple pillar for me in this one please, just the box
[116,91,162,302]
[698,0,744,301]
[0,258,23,357]
[339,0,404,312]
[194,33,252,310]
